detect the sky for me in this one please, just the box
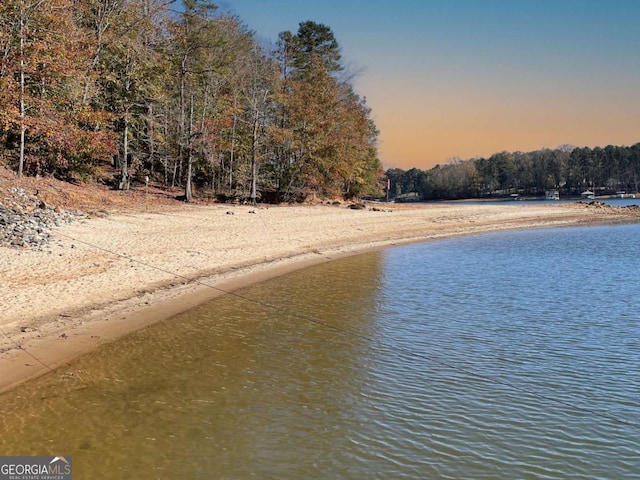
[220,0,640,170]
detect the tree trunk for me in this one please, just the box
[185,148,193,202]
[147,103,155,177]
[177,56,187,190]
[250,116,258,205]
[229,100,238,190]
[185,94,194,202]
[119,114,130,190]
[18,9,26,177]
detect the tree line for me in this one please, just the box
[387,143,640,201]
[0,0,382,202]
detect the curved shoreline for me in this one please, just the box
[1,202,638,394]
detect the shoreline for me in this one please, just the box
[1,202,638,394]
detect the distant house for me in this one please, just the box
[395,192,421,203]
[581,190,595,200]
[545,190,559,200]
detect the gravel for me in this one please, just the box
[0,187,85,248]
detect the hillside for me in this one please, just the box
[0,165,187,247]
[0,165,182,215]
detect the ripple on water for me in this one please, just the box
[0,224,639,479]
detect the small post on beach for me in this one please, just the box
[145,175,149,211]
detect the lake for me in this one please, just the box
[434,197,640,207]
[1,223,639,479]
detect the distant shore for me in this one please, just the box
[1,201,638,393]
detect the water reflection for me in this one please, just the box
[0,253,385,479]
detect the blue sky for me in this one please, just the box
[221,1,640,169]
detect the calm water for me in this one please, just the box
[1,224,639,479]
[435,198,640,207]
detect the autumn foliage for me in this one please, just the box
[0,1,382,201]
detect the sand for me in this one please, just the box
[0,201,637,393]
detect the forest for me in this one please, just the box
[0,0,382,202]
[387,143,640,201]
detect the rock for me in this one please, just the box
[0,188,85,249]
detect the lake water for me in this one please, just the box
[1,223,639,479]
[436,197,640,207]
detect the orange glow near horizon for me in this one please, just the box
[371,82,640,170]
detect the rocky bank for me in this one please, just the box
[0,187,84,248]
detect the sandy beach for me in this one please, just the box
[1,201,638,393]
